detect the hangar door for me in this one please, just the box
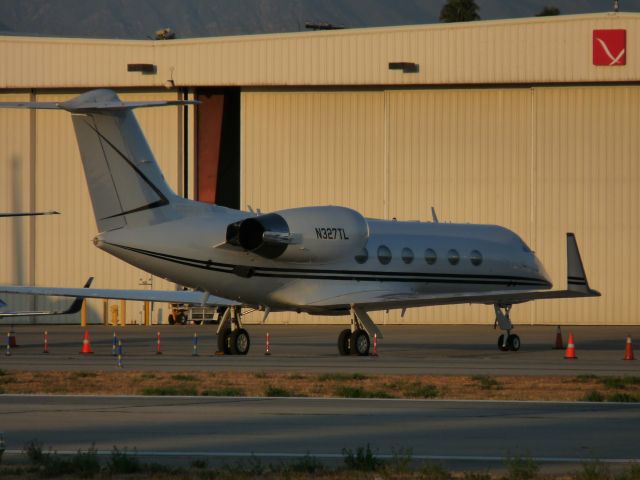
[241,87,636,325]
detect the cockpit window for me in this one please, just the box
[377,245,392,265]
[355,248,368,264]
[401,247,414,264]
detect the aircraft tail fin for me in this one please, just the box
[566,233,595,294]
[0,89,198,232]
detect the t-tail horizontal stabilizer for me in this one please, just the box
[0,90,198,112]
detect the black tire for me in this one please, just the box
[230,328,251,355]
[350,330,370,356]
[176,312,187,325]
[217,328,232,354]
[337,329,351,355]
[508,334,521,352]
[497,334,509,352]
[168,314,175,325]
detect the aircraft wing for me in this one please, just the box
[0,282,240,307]
[0,277,93,318]
[353,233,601,312]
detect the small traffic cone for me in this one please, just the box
[623,335,635,361]
[265,332,271,355]
[564,332,577,359]
[371,333,379,357]
[43,331,49,354]
[553,326,564,350]
[8,326,17,348]
[80,329,93,354]
[156,331,162,355]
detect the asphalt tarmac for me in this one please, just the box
[0,324,638,375]
[1,395,638,470]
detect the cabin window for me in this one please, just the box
[470,250,483,266]
[448,249,460,265]
[377,245,392,265]
[355,248,369,264]
[424,248,437,265]
[401,247,414,264]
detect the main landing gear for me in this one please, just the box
[337,308,380,356]
[494,304,520,352]
[216,307,251,355]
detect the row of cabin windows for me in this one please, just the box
[355,247,483,266]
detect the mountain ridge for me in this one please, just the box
[0,0,638,40]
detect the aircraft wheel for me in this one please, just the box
[176,312,188,324]
[508,334,521,352]
[217,328,232,354]
[351,330,370,356]
[168,314,175,325]
[337,329,351,355]
[230,328,251,355]
[497,334,509,352]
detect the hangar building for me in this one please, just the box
[0,12,637,325]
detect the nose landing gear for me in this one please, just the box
[494,304,520,352]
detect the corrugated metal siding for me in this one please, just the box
[0,90,182,324]
[0,92,34,313]
[240,85,639,325]
[2,13,640,89]
[531,86,639,325]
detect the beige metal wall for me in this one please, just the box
[0,92,34,313]
[0,89,183,324]
[2,13,640,89]
[241,85,637,325]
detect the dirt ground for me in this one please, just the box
[1,369,638,401]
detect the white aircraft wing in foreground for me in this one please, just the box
[0,278,93,318]
[0,284,239,308]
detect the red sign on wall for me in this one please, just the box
[593,29,626,66]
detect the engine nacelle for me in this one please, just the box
[226,206,369,262]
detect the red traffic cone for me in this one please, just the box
[553,326,564,350]
[80,329,93,354]
[8,326,17,348]
[564,332,577,359]
[624,335,635,361]
[43,331,49,354]
[371,333,379,357]
[265,332,271,356]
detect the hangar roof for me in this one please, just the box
[1,12,638,89]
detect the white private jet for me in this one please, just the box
[0,90,599,355]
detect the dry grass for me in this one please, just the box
[1,370,639,401]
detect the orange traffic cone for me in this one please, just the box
[564,332,577,359]
[623,335,635,361]
[553,326,564,350]
[80,329,93,354]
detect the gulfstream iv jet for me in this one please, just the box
[0,90,599,355]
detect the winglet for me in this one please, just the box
[566,234,599,296]
[60,277,94,315]
[431,207,439,223]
